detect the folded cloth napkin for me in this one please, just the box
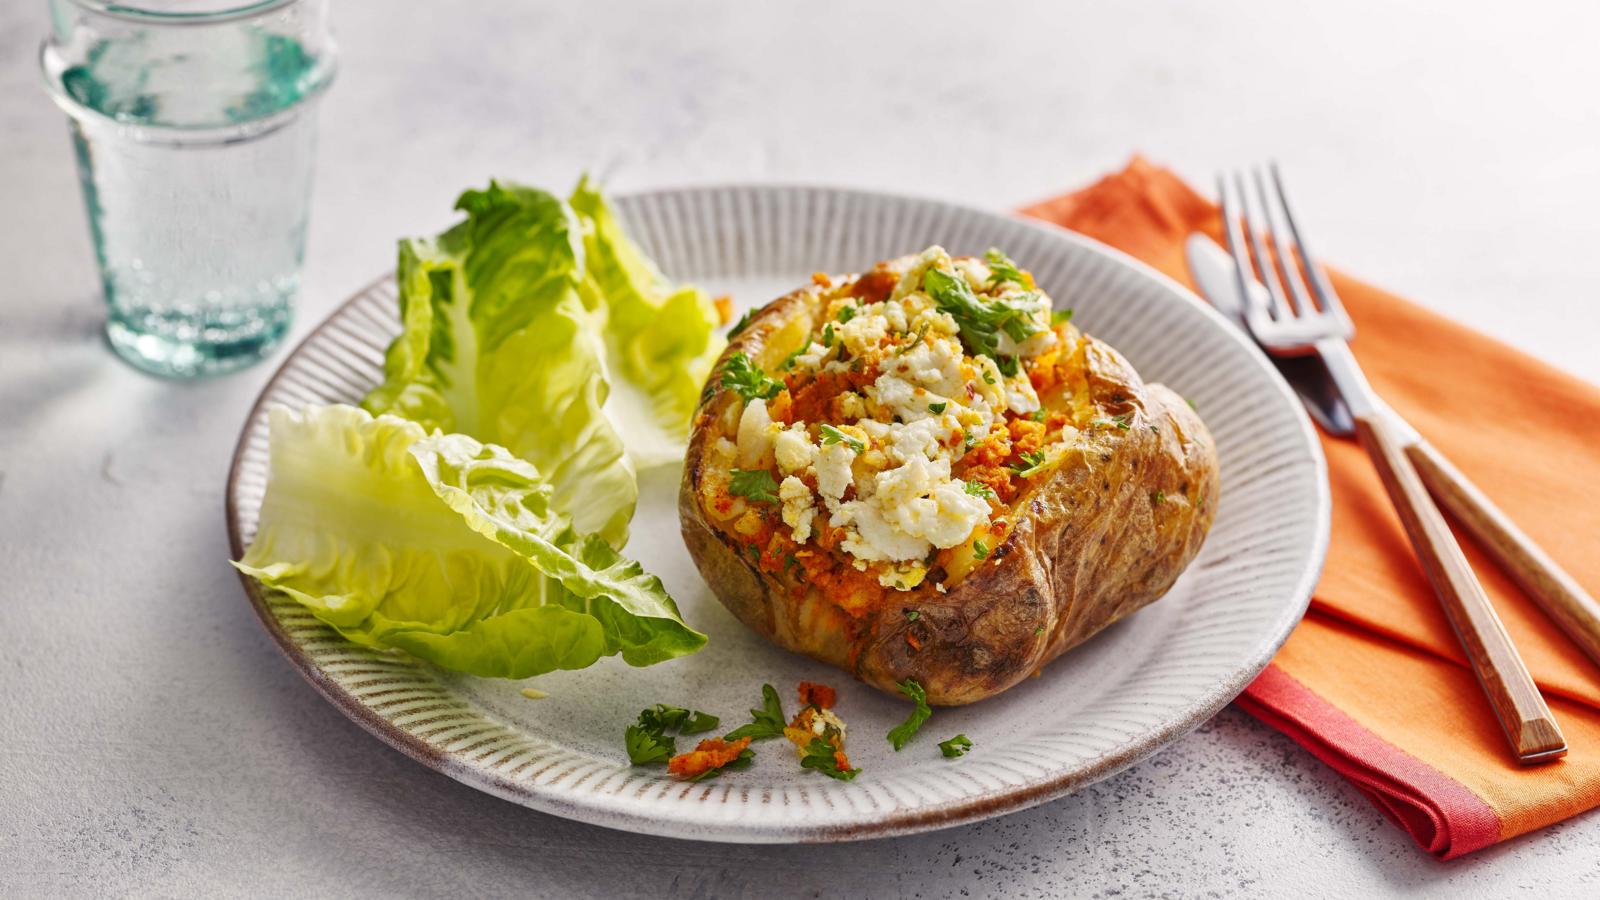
[1021,158,1600,859]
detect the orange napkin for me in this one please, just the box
[1021,158,1600,858]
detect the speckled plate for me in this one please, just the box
[226,185,1328,843]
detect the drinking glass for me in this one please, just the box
[40,0,336,378]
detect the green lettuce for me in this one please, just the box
[362,178,725,544]
[234,404,706,679]
[570,177,725,466]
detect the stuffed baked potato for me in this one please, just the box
[680,247,1219,705]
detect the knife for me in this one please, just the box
[1185,233,1600,671]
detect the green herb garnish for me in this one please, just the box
[1030,409,1047,423]
[963,480,995,499]
[928,402,948,414]
[721,352,783,402]
[1009,450,1047,477]
[886,678,932,751]
[996,355,1020,378]
[801,738,860,781]
[923,268,1042,362]
[905,609,920,621]
[938,734,973,759]
[819,424,865,453]
[729,468,780,503]
[625,725,675,765]
[972,540,989,561]
[1151,490,1166,505]
[837,305,858,323]
[963,430,978,451]
[984,248,1027,286]
[822,323,835,348]
[727,309,758,337]
[1051,308,1074,325]
[780,346,806,370]
[724,684,789,742]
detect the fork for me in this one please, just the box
[1219,163,1567,764]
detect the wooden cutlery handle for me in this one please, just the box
[1353,412,1566,764]
[1407,438,1600,670]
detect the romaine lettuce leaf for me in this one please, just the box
[234,404,705,679]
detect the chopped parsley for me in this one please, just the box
[938,734,974,759]
[822,323,836,348]
[886,678,933,751]
[639,704,721,735]
[996,355,1020,378]
[626,703,722,765]
[904,609,921,622]
[1009,450,1047,477]
[963,480,995,499]
[1113,414,1132,430]
[984,248,1027,286]
[727,309,758,337]
[1029,408,1047,423]
[625,725,675,765]
[819,424,865,453]
[1051,308,1074,325]
[780,346,806,370]
[723,683,789,742]
[972,540,989,562]
[923,267,1043,362]
[1034,625,1046,636]
[894,323,929,356]
[928,402,948,414]
[801,738,860,781]
[1148,424,1160,435]
[1151,490,1166,505]
[963,430,978,450]
[982,369,996,385]
[721,352,783,402]
[729,468,780,503]
[837,305,858,323]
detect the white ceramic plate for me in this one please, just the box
[226,185,1328,842]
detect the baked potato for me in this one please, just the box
[679,247,1219,705]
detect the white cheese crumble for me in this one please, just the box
[780,475,816,543]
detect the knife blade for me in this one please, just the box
[1185,233,1357,436]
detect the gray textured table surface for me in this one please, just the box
[3,1,1598,897]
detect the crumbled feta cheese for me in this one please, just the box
[838,311,889,357]
[779,475,816,543]
[736,397,774,467]
[814,441,856,501]
[835,391,866,420]
[774,423,816,474]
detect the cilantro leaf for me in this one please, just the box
[721,352,782,402]
[729,468,780,503]
[928,402,947,414]
[972,539,989,562]
[938,734,973,759]
[984,248,1027,286]
[837,305,858,323]
[923,268,1042,361]
[724,683,789,742]
[822,323,835,347]
[625,724,675,765]
[1051,308,1073,325]
[886,678,932,751]
[963,480,995,500]
[996,355,1020,378]
[801,738,860,781]
[819,424,864,453]
[681,710,721,735]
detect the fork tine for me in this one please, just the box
[1268,162,1351,330]
[1216,175,1266,323]
[1254,166,1315,317]
[1233,171,1293,321]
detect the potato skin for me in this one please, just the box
[680,283,1220,706]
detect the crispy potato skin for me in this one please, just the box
[680,283,1220,706]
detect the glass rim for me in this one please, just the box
[60,0,301,25]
